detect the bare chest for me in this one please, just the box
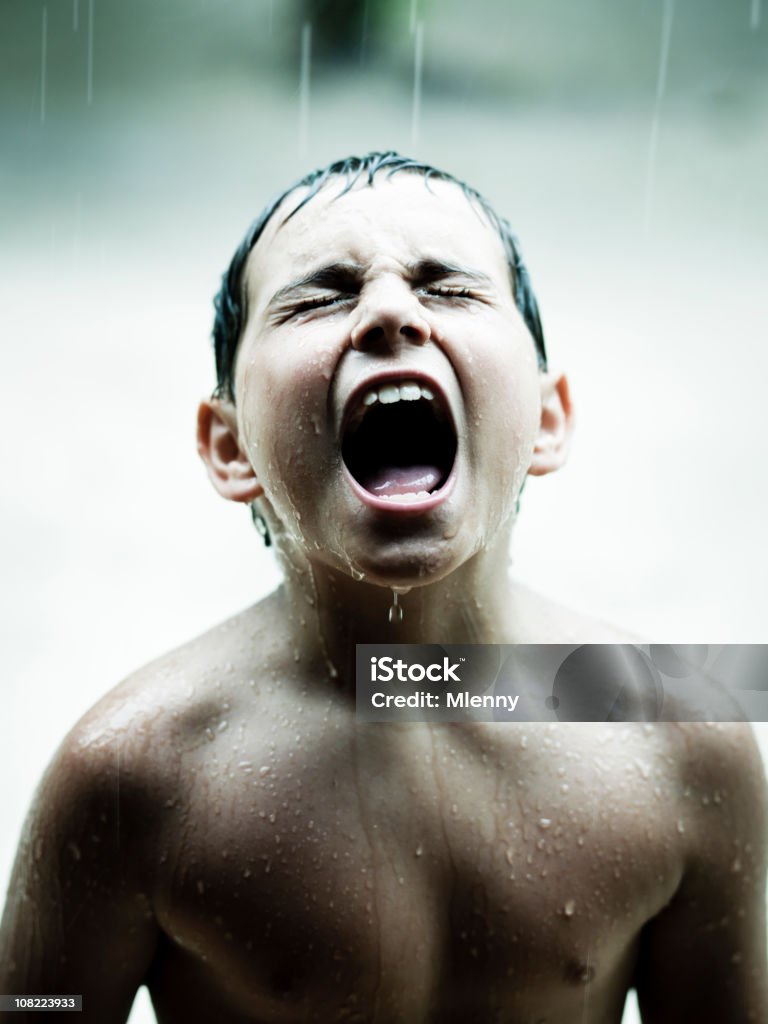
[152,722,684,1022]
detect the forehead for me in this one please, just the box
[244,175,511,304]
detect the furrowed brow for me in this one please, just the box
[408,259,493,287]
[268,262,364,307]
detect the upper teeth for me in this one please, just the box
[348,380,440,432]
[372,381,434,405]
[350,380,439,429]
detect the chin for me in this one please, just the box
[337,525,474,590]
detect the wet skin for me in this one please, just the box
[1,593,766,1024]
[2,176,766,1021]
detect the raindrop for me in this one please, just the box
[73,0,79,31]
[388,590,403,624]
[751,0,761,30]
[40,8,48,124]
[298,22,311,156]
[87,0,95,106]
[409,0,418,33]
[411,21,424,144]
[360,0,370,64]
[644,0,676,233]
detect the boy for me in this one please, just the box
[1,152,766,1022]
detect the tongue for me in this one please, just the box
[362,465,443,497]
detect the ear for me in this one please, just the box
[197,398,264,502]
[527,372,574,477]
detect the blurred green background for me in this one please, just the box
[2,6,767,1024]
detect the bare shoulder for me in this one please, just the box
[54,591,290,803]
[674,721,767,841]
[631,721,767,1021]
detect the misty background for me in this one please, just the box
[2,2,766,1021]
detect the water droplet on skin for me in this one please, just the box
[538,818,552,830]
[350,567,364,581]
[563,899,576,917]
[505,847,515,865]
[196,880,205,894]
[67,843,81,861]
[415,843,423,857]
[259,765,271,777]
[732,857,742,873]
[676,819,685,834]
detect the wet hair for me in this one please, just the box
[212,151,547,399]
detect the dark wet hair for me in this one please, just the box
[212,151,547,399]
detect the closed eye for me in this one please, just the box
[421,285,476,300]
[286,294,355,318]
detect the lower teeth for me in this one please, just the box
[377,490,431,503]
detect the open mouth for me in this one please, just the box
[341,377,458,507]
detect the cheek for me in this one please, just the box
[237,348,336,502]
[465,332,541,443]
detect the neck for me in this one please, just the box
[274,532,517,686]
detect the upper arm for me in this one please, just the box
[0,725,161,1022]
[635,724,768,1023]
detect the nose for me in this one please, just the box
[349,278,431,351]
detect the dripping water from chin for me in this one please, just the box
[387,586,412,625]
[388,590,403,624]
